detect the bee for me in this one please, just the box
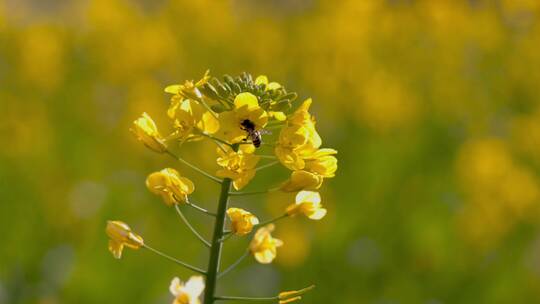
[240,119,262,148]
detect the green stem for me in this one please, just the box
[187,200,216,217]
[218,249,249,279]
[198,132,233,148]
[218,233,234,243]
[228,187,280,196]
[165,150,222,184]
[256,214,288,227]
[214,296,277,302]
[215,285,315,302]
[197,97,219,120]
[174,205,211,248]
[203,144,239,304]
[142,244,206,274]
[258,155,277,159]
[255,160,280,171]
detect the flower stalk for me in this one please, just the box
[174,204,211,247]
[204,144,239,304]
[187,200,217,217]
[218,249,249,279]
[142,244,206,274]
[166,149,222,184]
[228,187,280,196]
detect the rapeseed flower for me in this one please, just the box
[131,112,167,153]
[216,145,260,190]
[106,221,144,259]
[286,191,326,220]
[169,276,205,304]
[146,168,195,206]
[219,92,268,143]
[249,224,283,264]
[227,208,259,235]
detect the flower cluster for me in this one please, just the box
[106,72,338,304]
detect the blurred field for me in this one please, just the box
[2,0,540,303]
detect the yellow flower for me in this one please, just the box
[275,126,315,170]
[288,99,319,131]
[169,276,205,304]
[286,191,327,220]
[165,70,210,100]
[146,168,195,206]
[167,97,220,141]
[131,112,167,153]
[227,207,259,235]
[219,92,268,143]
[275,99,322,170]
[249,224,283,264]
[280,170,324,192]
[105,221,144,259]
[274,99,338,190]
[216,145,260,190]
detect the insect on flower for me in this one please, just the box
[240,119,270,148]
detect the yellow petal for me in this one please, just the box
[108,240,123,259]
[255,250,276,264]
[178,176,195,195]
[270,111,287,121]
[280,171,323,192]
[198,111,220,134]
[165,84,181,94]
[234,92,260,109]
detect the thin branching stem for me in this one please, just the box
[174,205,211,248]
[255,160,280,171]
[197,132,233,148]
[218,233,234,243]
[142,244,206,274]
[228,187,280,196]
[197,97,219,120]
[256,213,289,227]
[218,249,250,279]
[214,296,277,302]
[257,155,277,159]
[215,285,315,302]
[165,150,222,184]
[187,200,216,217]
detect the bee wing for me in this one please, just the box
[259,130,272,135]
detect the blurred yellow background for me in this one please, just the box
[2,0,540,303]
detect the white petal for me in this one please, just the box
[295,191,320,205]
[309,208,327,220]
[169,277,182,296]
[185,276,205,298]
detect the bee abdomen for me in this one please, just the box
[252,137,261,148]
